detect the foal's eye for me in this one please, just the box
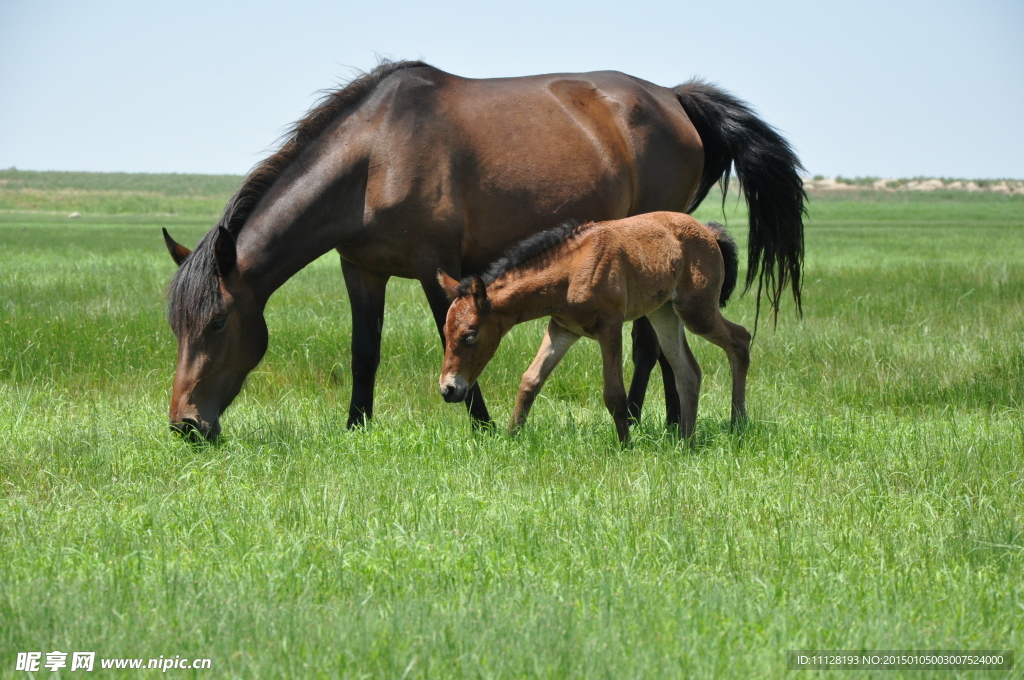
[208,317,227,333]
[462,331,478,345]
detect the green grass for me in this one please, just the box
[1,175,1023,678]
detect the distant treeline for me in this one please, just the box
[2,168,1019,216]
[0,169,243,216]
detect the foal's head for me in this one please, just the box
[163,227,269,441]
[436,271,504,403]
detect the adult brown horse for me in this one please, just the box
[162,60,804,441]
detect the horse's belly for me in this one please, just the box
[552,316,594,339]
[623,275,677,322]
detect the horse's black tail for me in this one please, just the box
[706,221,739,308]
[674,79,806,324]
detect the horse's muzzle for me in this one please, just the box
[440,374,473,403]
[440,383,466,403]
[170,417,219,443]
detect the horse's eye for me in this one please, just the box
[208,317,227,333]
[462,331,478,345]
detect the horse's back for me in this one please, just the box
[568,213,723,323]
[430,69,704,216]
[358,67,705,276]
[563,213,678,320]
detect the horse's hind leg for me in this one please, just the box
[647,304,702,440]
[627,317,682,429]
[510,319,580,433]
[657,351,682,430]
[689,312,750,428]
[626,319,657,424]
[341,258,389,428]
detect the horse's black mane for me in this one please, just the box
[168,59,428,335]
[456,219,593,296]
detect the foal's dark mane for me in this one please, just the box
[168,59,428,335]
[456,219,593,296]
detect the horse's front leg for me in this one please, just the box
[420,273,494,428]
[341,257,389,428]
[510,319,580,433]
[598,321,630,444]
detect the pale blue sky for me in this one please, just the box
[2,0,1021,177]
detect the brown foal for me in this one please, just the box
[438,212,750,444]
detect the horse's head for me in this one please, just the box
[437,271,504,403]
[163,227,268,441]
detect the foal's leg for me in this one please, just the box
[420,275,493,428]
[597,321,631,444]
[510,319,580,433]
[647,304,702,440]
[687,312,751,428]
[341,258,389,428]
[626,317,682,429]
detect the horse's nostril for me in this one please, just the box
[170,417,210,442]
[170,417,197,432]
[440,384,465,403]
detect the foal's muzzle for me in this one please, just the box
[439,375,471,403]
[440,384,467,403]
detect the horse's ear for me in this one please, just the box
[214,226,237,277]
[162,228,191,266]
[437,269,461,301]
[469,276,489,312]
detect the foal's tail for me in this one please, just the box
[706,221,739,308]
[674,80,806,323]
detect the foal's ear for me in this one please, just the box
[214,226,237,277]
[162,228,192,266]
[437,269,461,301]
[469,276,489,311]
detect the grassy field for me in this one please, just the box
[1,174,1023,678]
[0,169,241,216]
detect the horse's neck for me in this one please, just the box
[234,154,369,302]
[490,266,571,325]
